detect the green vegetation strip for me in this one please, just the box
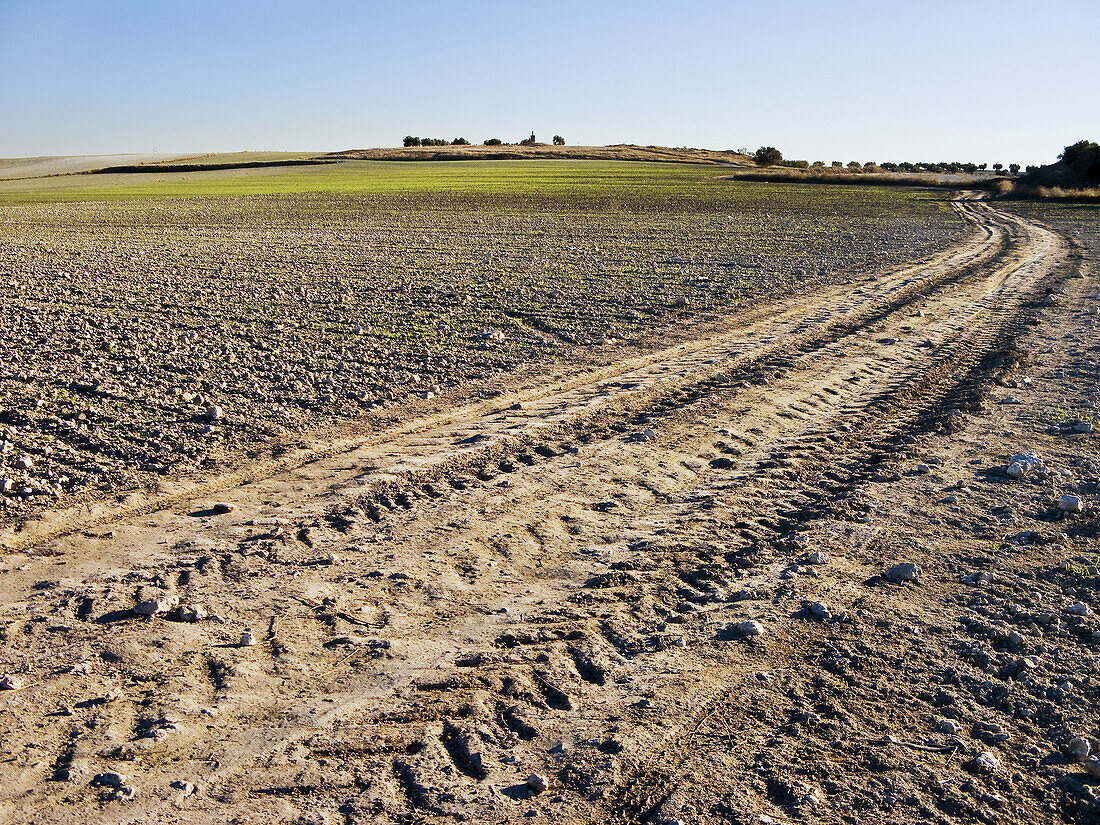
[0,160,950,206]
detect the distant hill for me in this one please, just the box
[326,144,752,165]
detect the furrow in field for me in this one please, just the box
[0,197,1072,825]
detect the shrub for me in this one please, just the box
[812,160,825,167]
[483,138,503,146]
[403,136,421,147]
[451,137,470,145]
[847,161,861,169]
[553,135,565,145]
[831,161,843,168]
[1009,163,1020,175]
[753,146,783,166]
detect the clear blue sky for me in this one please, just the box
[2,0,1097,165]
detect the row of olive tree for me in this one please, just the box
[753,147,1020,175]
[403,135,566,147]
[403,136,469,147]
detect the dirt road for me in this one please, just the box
[1,196,1097,825]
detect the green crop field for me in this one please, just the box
[0,158,955,208]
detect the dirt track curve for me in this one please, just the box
[1,194,1097,825]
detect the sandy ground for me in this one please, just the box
[0,196,1097,825]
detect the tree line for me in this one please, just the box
[403,134,566,147]
[752,146,1023,175]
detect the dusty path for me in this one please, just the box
[0,196,1096,825]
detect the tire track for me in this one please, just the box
[0,196,1074,825]
[0,197,992,553]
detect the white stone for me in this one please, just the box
[526,773,549,794]
[179,604,207,622]
[134,595,178,617]
[885,562,922,583]
[239,629,258,647]
[1058,495,1084,514]
[109,785,135,801]
[1008,453,1044,478]
[94,771,129,788]
[0,675,24,691]
[736,620,765,637]
[964,571,994,585]
[1069,737,1092,762]
[972,751,999,773]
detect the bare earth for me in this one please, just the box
[0,156,192,181]
[0,196,1098,825]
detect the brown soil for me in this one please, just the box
[0,197,1097,825]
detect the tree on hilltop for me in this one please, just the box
[553,135,565,145]
[753,146,782,166]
